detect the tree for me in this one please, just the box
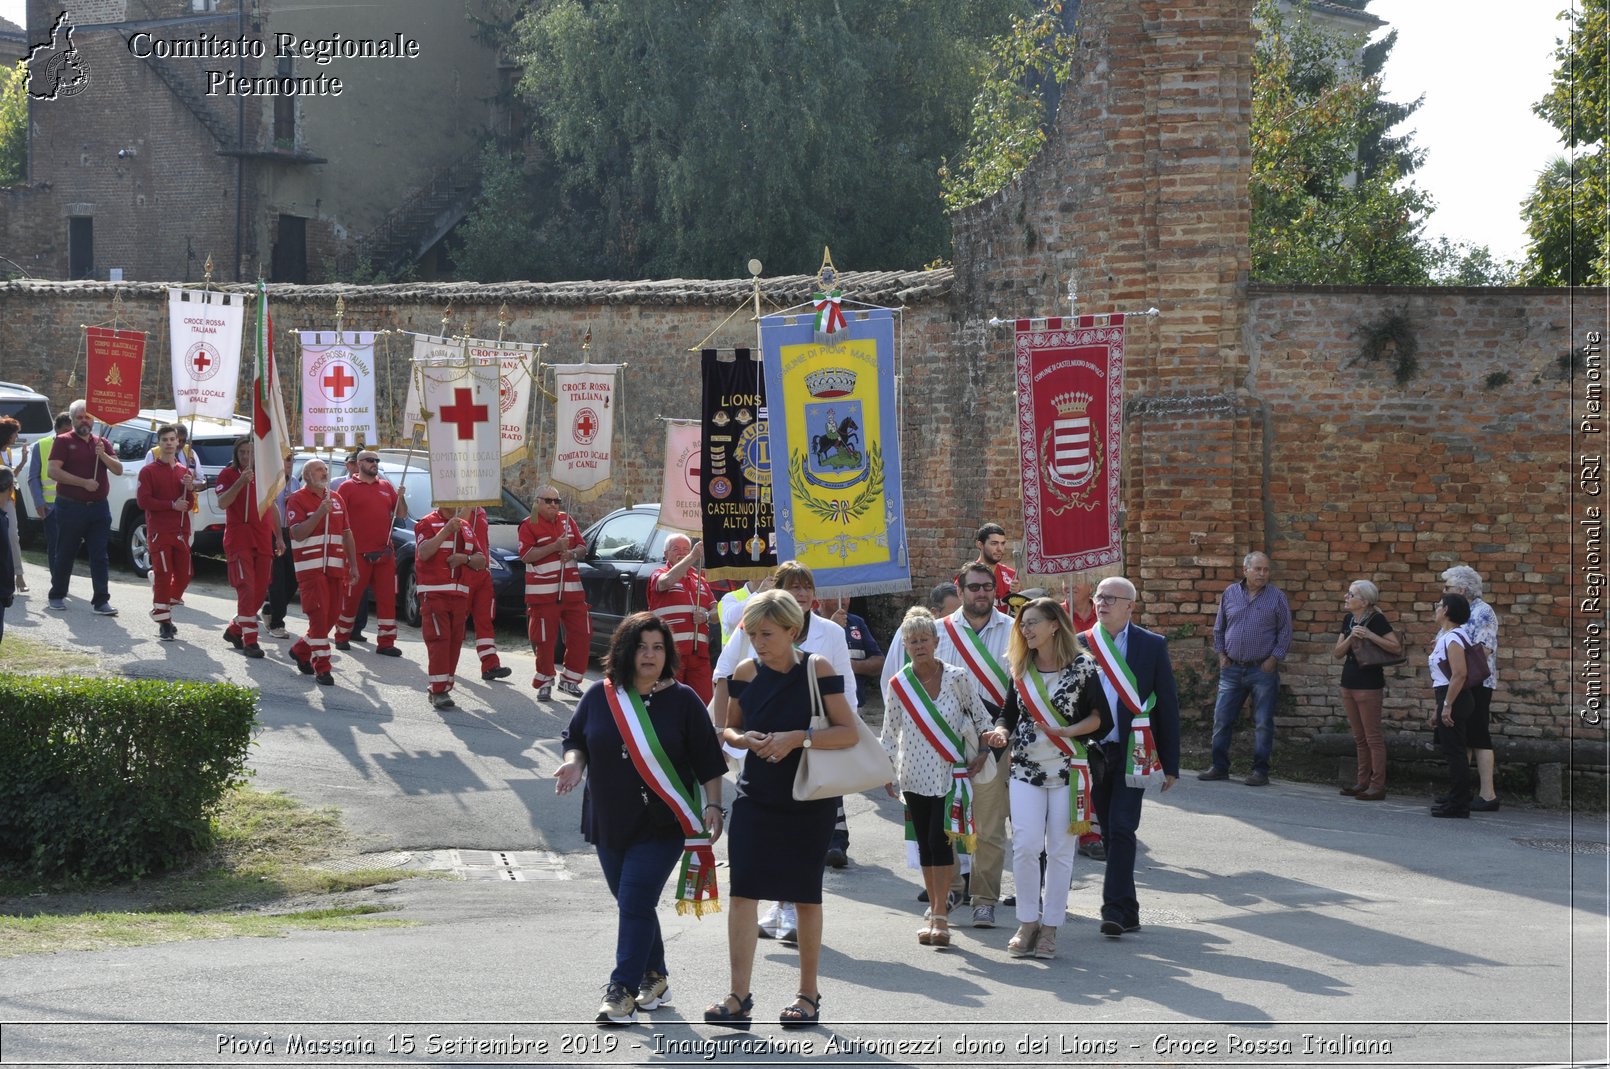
[462,0,1025,281]
[0,61,27,187]
[1521,0,1607,286]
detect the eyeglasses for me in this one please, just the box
[1093,593,1133,605]
[359,458,379,465]
[962,582,993,592]
[539,497,562,504]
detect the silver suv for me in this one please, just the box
[1,380,57,536]
[94,409,253,576]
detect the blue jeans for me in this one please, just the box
[48,498,112,606]
[1210,661,1279,775]
[595,835,683,991]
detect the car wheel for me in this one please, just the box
[401,566,422,628]
[127,514,151,577]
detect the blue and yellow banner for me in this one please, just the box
[760,308,909,596]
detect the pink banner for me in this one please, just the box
[1013,314,1124,574]
[659,419,701,535]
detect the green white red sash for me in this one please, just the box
[1013,666,1092,834]
[941,616,1010,708]
[889,664,975,852]
[1084,626,1164,789]
[604,682,719,915]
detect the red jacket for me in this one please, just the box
[216,466,275,551]
[286,486,350,576]
[517,512,585,604]
[415,510,478,597]
[337,477,398,554]
[137,459,195,537]
[647,564,715,655]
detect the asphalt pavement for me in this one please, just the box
[1,557,1607,1068]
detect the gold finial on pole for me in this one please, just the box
[441,302,453,336]
[497,302,510,344]
[816,246,837,291]
[111,290,124,331]
[748,258,763,325]
[335,294,346,335]
[203,254,214,290]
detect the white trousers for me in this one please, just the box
[1008,777,1077,926]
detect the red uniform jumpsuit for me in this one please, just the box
[135,458,194,624]
[464,507,504,675]
[334,477,399,651]
[517,511,590,690]
[646,563,716,702]
[285,486,351,676]
[216,465,276,649]
[415,510,475,696]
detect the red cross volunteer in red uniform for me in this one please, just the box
[285,458,358,685]
[518,485,591,701]
[333,450,403,657]
[135,424,195,640]
[959,522,1019,616]
[464,505,511,681]
[647,533,717,702]
[415,505,480,710]
[215,436,281,656]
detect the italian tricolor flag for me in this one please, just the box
[251,280,292,521]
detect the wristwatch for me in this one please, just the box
[802,728,813,750]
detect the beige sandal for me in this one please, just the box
[917,925,933,945]
[1033,925,1058,959]
[1007,921,1040,957]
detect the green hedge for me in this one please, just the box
[0,674,257,881]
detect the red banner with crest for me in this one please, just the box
[1013,315,1124,575]
[85,327,146,426]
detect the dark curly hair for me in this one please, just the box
[605,611,681,687]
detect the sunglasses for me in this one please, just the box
[540,497,562,504]
[963,582,993,592]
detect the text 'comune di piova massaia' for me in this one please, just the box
[125,30,420,96]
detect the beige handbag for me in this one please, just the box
[792,653,896,802]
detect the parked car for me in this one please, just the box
[330,449,528,628]
[3,380,58,540]
[574,502,722,658]
[94,409,253,576]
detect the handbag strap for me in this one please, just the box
[802,651,827,727]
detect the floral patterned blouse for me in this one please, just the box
[997,655,1100,787]
[880,661,994,798]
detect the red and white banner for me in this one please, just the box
[168,288,244,421]
[659,419,702,535]
[1014,314,1124,574]
[84,327,145,426]
[417,353,502,508]
[551,363,619,503]
[300,331,378,448]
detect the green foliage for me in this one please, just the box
[1522,0,1608,287]
[939,4,1075,211]
[1356,309,1418,384]
[0,61,27,186]
[0,675,257,881]
[1424,237,1519,286]
[463,0,1024,280]
[1250,0,1435,284]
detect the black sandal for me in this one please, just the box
[703,992,753,1030]
[779,992,820,1028]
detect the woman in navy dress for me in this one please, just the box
[706,589,860,1029]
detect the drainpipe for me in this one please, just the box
[233,0,245,280]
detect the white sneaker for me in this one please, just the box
[758,902,782,939]
[778,902,799,944]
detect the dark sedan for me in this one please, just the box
[576,503,724,658]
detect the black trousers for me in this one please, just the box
[1433,685,1476,808]
[265,528,294,627]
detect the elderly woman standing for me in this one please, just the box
[1441,565,1500,811]
[556,612,727,1027]
[985,597,1109,960]
[880,606,993,948]
[708,589,859,1029]
[1428,594,1476,818]
[1333,580,1402,801]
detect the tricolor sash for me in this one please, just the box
[604,683,720,915]
[889,665,975,853]
[941,616,1010,708]
[1084,626,1164,789]
[1013,667,1093,833]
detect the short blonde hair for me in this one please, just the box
[773,560,815,592]
[899,605,939,642]
[741,588,804,636]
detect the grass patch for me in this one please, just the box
[0,636,99,676]
[0,787,432,956]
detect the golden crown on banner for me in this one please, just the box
[804,367,857,398]
[1052,391,1092,417]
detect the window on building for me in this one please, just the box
[68,217,93,280]
[273,57,296,146]
[271,214,307,283]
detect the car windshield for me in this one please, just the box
[189,439,239,467]
[0,400,53,434]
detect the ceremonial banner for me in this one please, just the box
[701,348,776,581]
[300,331,378,448]
[760,308,908,596]
[84,327,145,426]
[416,353,502,507]
[250,282,292,523]
[550,363,618,503]
[466,338,540,466]
[659,419,702,535]
[403,334,465,441]
[1014,314,1125,574]
[168,288,244,421]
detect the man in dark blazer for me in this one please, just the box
[1084,575,1180,937]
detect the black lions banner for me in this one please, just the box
[701,348,776,581]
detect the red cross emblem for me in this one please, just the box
[323,363,356,400]
[439,387,489,441]
[192,351,212,374]
[574,407,599,445]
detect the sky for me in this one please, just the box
[0,0,1572,267]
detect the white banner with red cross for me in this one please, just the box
[416,352,503,508]
[168,288,245,422]
[659,419,702,535]
[299,331,378,448]
[403,334,465,442]
[465,338,539,466]
[551,363,619,503]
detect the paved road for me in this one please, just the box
[2,560,1607,1068]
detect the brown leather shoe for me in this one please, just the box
[1356,788,1387,801]
[1339,783,1366,796]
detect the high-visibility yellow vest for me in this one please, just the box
[33,436,57,506]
